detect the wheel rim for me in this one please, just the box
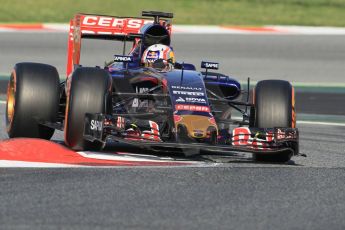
[6,73,15,125]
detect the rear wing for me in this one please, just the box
[66,13,172,76]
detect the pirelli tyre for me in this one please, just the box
[252,80,297,162]
[64,67,112,151]
[6,62,60,139]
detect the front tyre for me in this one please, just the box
[6,62,60,139]
[252,80,296,162]
[64,67,112,151]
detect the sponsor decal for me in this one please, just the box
[82,16,151,29]
[114,55,133,62]
[137,87,149,93]
[90,120,103,131]
[116,116,125,129]
[172,91,204,96]
[185,97,206,104]
[142,121,161,141]
[171,85,203,91]
[276,129,286,140]
[176,97,186,102]
[175,104,210,112]
[145,50,160,63]
[275,128,298,141]
[201,61,219,70]
[232,127,273,149]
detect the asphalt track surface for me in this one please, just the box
[0,32,345,229]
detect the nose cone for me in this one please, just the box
[174,115,217,139]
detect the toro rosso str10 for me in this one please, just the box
[6,11,299,162]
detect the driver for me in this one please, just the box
[141,44,175,71]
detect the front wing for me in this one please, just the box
[84,113,299,156]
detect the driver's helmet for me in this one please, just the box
[141,44,175,69]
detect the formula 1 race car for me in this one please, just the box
[5,11,299,162]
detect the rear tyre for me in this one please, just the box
[6,62,60,139]
[252,80,296,163]
[64,67,112,151]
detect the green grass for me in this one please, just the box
[0,0,345,26]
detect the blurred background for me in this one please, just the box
[0,0,345,26]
